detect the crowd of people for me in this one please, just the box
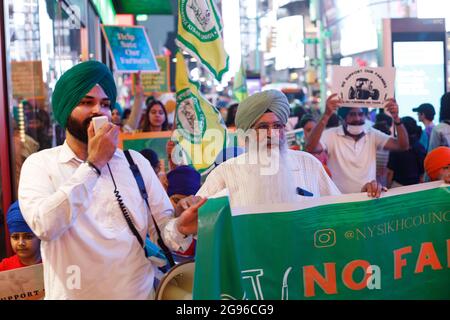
[1,60,449,300]
[293,92,450,189]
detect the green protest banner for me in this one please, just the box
[194,182,450,300]
[119,131,172,172]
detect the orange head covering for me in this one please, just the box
[424,147,450,180]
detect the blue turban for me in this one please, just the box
[167,165,201,197]
[52,60,117,129]
[6,201,33,234]
[235,90,290,131]
[140,148,160,169]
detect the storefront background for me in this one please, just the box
[0,0,108,259]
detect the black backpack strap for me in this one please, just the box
[124,150,149,201]
[124,150,175,267]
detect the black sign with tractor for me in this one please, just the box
[348,78,380,100]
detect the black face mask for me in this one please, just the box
[66,114,102,144]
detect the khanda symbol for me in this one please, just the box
[188,0,211,31]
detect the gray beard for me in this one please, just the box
[233,143,299,206]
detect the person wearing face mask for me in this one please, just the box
[190,90,386,210]
[305,94,409,194]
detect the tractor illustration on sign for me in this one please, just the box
[348,78,380,100]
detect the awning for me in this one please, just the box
[112,0,173,15]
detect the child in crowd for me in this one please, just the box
[167,165,202,259]
[0,201,41,272]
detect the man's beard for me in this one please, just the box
[233,147,298,207]
[66,115,96,144]
[256,148,296,202]
[252,130,287,153]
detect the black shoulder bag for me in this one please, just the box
[123,150,176,267]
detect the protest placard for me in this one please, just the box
[140,55,171,94]
[102,25,159,73]
[0,263,44,300]
[332,66,395,107]
[11,61,45,99]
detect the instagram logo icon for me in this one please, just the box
[314,229,336,248]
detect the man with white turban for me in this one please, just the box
[195,90,342,207]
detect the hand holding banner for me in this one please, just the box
[194,182,450,300]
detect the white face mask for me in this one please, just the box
[346,124,365,135]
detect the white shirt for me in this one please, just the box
[18,142,191,300]
[320,126,390,194]
[197,149,341,207]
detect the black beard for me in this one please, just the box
[66,114,100,144]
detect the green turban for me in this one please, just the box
[112,102,124,118]
[235,90,290,131]
[51,60,117,128]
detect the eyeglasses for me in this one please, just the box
[252,122,285,130]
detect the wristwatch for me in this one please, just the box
[86,161,101,176]
[394,119,402,126]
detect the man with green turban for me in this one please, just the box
[52,60,117,129]
[305,93,408,194]
[18,60,203,300]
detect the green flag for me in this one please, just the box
[174,51,228,174]
[176,0,229,81]
[194,182,450,299]
[233,61,248,102]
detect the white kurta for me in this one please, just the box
[18,142,191,300]
[197,149,341,207]
[320,126,390,194]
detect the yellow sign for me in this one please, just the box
[174,51,227,173]
[141,55,171,94]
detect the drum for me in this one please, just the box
[155,260,195,300]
